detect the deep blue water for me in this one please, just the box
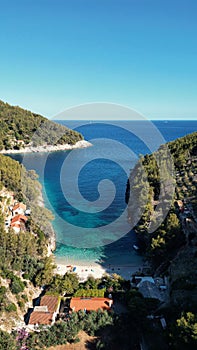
[9,120,197,268]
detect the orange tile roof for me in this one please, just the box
[70,297,113,312]
[11,214,28,224]
[40,295,59,313]
[13,203,26,211]
[29,311,53,325]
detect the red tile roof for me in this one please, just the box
[29,311,54,325]
[13,203,26,211]
[11,214,28,224]
[70,297,113,312]
[40,295,60,313]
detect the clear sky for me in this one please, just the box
[0,0,197,119]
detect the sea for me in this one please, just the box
[9,120,197,271]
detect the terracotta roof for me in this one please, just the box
[13,203,26,211]
[11,214,28,224]
[70,297,113,312]
[29,311,53,325]
[40,295,59,313]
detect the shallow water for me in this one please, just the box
[10,120,197,269]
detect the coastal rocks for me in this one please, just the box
[0,140,92,154]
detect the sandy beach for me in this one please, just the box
[54,260,143,282]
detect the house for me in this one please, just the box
[11,214,28,233]
[29,295,60,326]
[70,297,113,312]
[40,295,60,313]
[135,276,155,288]
[10,223,21,233]
[28,311,54,326]
[138,281,163,301]
[12,203,26,216]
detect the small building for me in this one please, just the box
[70,297,113,312]
[11,214,28,233]
[10,223,21,233]
[12,203,26,216]
[138,281,163,301]
[29,311,54,326]
[40,295,60,314]
[135,277,155,288]
[28,295,60,326]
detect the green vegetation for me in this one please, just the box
[127,131,197,267]
[126,131,197,349]
[74,288,105,297]
[0,154,56,323]
[169,312,197,349]
[0,100,83,150]
[0,330,16,350]
[0,154,55,239]
[46,272,79,295]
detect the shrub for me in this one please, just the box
[23,273,30,280]
[5,303,17,312]
[10,276,25,294]
[21,294,28,302]
[0,330,16,350]
[17,300,25,309]
[74,289,105,298]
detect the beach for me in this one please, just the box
[54,259,143,281]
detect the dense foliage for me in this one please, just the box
[0,330,16,350]
[0,100,83,150]
[169,312,197,349]
[127,131,197,267]
[46,272,79,295]
[126,131,197,349]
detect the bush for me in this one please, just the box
[74,289,105,297]
[21,294,28,302]
[5,303,17,312]
[23,273,30,280]
[10,276,25,294]
[17,300,25,309]
[0,330,16,350]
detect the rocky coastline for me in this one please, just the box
[0,140,92,154]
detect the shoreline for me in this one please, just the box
[0,140,92,154]
[54,258,144,281]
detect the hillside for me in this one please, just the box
[126,131,197,348]
[0,153,57,332]
[0,100,83,150]
[126,131,197,267]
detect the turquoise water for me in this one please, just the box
[10,120,197,269]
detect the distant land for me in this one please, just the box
[0,100,92,153]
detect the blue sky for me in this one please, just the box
[0,0,197,119]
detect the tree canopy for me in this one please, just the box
[0,100,83,150]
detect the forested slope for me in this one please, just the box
[0,100,83,150]
[126,131,197,266]
[126,131,197,349]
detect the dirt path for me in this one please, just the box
[48,331,97,350]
